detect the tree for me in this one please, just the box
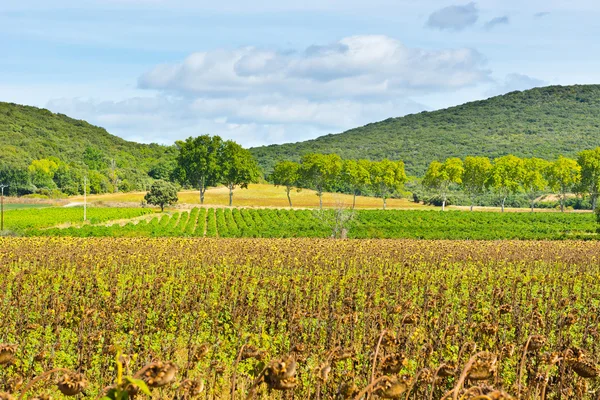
[462,156,492,211]
[271,161,301,207]
[546,156,581,212]
[422,158,463,211]
[28,158,59,189]
[577,148,600,210]
[300,153,343,209]
[342,159,372,209]
[144,180,178,211]
[220,140,261,206]
[487,155,524,212]
[83,147,107,171]
[521,157,549,212]
[175,135,223,205]
[369,159,408,210]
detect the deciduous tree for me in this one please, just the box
[546,156,581,212]
[462,156,492,211]
[577,148,600,210]
[271,161,301,207]
[300,153,343,209]
[175,135,223,205]
[369,159,408,210]
[423,158,464,211]
[487,155,524,212]
[521,157,549,212]
[342,159,372,209]
[220,140,261,206]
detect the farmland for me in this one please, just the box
[1,238,600,399]
[2,206,595,240]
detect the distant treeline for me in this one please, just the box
[4,130,600,212]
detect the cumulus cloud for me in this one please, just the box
[426,2,479,32]
[484,16,509,30]
[139,35,490,100]
[47,35,492,147]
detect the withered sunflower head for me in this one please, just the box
[178,379,205,398]
[141,361,178,388]
[0,344,17,366]
[56,372,88,396]
[571,360,599,378]
[527,335,546,352]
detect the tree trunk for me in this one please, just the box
[160,204,164,212]
[229,184,233,207]
[593,194,598,211]
[501,197,506,212]
[199,179,205,205]
[287,186,292,208]
[352,191,356,210]
[470,194,475,212]
[319,191,323,209]
[531,198,535,213]
[383,197,386,210]
[442,193,446,211]
[560,194,565,212]
[470,204,474,212]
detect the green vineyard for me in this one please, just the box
[23,207,598,240]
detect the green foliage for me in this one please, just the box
[422,158,463,210]
[521,157,549,210]
[0,102,176,194]
[577,147,600,209]
[487,155,525,211]
[144,180,178,211]
[546,156,581,212]
[462,156,492,209]
[250,85,600,175]
[369,159,407,209]
[220,140,261,206]
[174,135,223,204]
[299,153,343,208]
[270,161,301,207]
[28,207,597,240]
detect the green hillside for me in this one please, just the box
[250,85,600,175]
[0,102,176,169]
[0,102,176,194]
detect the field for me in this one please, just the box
[1,238,600,399]
[15,207,598,240]
[67,184,431,209]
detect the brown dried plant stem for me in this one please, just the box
[18,368,72,400]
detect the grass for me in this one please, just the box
[2,203,51,210]
[68,184,430,209]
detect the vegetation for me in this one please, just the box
[250,85,600,175]
[144,180,179,211]
[0,102,177,196]
[28,207,597,240]
[2,238,600,399]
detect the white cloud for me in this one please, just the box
[42,35,494,147]
[139,35,490,100]
[426,2,479,32]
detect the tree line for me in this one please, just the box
[420,149,600,212]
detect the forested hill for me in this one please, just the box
[0,102,176,170]
[250,85,600,175]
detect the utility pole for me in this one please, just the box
[83,176,87,222]
[0,184,7,231]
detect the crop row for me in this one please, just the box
[28,208,597,240]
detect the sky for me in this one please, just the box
[1,0,599,148]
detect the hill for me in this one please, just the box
[250,85,600,175]
[0,102,176,193]
[0,102,176,169]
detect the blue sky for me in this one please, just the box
[1,0,599,147]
